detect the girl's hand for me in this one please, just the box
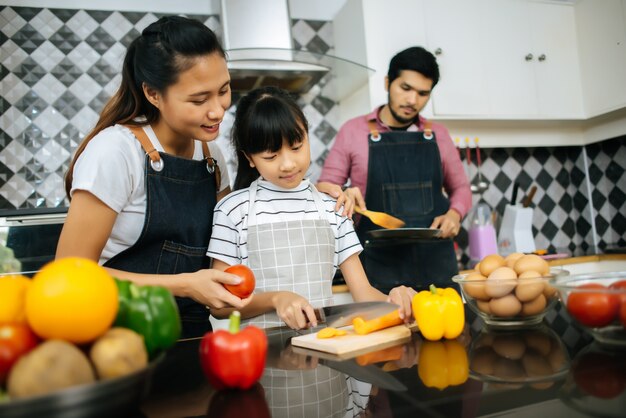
[271,292,317,330]
[387,285,416,322]
[316,182,354,218]
[183,269,253,310]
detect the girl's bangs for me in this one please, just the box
[245,99,306,153]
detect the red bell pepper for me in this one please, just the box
[0,323,39,384]
[199,311,267,390]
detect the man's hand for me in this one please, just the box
[430,209,461,238]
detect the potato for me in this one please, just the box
[8,340,95,399]
[90,327,148,379]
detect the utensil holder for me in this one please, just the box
[497,205,535,256]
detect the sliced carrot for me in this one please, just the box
[352,310,403,335]
[317,327,348,339]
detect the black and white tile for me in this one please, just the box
[0,6,624,259]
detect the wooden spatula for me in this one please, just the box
[354,206,405,229]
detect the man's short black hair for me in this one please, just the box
[387,46,440,87]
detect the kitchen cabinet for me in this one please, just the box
[575,0,626,117]
[424,0,584,119]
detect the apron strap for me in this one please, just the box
[126,125,161,164]
[248,179,328,226]
[366,118,380,141]
[201,142,221,190]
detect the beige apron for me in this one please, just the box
[243,179,335,328]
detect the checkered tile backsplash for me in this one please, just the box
[0,6,624,258]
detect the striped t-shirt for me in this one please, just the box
[207,178,362,272]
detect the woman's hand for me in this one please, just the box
[344,187,366,213]
[387,285,416,322]
[271,292,317,330]
[430,209,461,238]
[183,269,253,310]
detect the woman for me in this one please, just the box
[57,16,250,338]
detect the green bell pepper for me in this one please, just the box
[114,278,181,357]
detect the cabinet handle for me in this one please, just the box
[525,53,533,61]
[538,54,546,62]
[434,48,442,55]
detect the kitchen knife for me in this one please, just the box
[314,301,398,328]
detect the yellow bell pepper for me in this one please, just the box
[412,284,465,341]
[418,339,469,390]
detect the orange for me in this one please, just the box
[25,257,119,344]
[0,274,31,323]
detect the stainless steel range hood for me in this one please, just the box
[220,0,373,100]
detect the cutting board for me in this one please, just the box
[290,325,411,357]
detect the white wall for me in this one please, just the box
[289,0,347,20]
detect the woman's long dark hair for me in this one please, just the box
[232,86,308,190]
[65,16,226,197]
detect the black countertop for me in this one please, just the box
[133,307,626,418]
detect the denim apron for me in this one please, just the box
[104,125,219,338]
[355,118,458,293]
[243,179,335,329]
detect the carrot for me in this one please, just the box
[317,327,347,339]
[352,310,403,335]
[355,345,404,366]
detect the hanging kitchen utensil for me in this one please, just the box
[522,185,537,208]
[474,137,489,192]
[354,206,405,229]
[455,138,470,183]
[465,138,479,194]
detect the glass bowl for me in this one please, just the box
[452,269,565,328]
[468,325,569,390]
[553,271,626,347]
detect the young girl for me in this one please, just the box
[57,16,250,338]
[207,86,415,329]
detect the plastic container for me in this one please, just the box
[468,203,498,265]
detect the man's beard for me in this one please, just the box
[387,93,418,126]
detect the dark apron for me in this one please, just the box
[355,118,458,293]
[104,126,219,338]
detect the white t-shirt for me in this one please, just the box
[207,178,362,274]
[71,124,229,265]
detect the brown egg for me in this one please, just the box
[515,271,545,302]
[548,344,567,372]
[493,358,526,380]
[521,294,547,316]
[476,299,491,314]
[530,381,554,390]
[504,252,525,269]
[492,335,526,360]
[485,267,518,298]
[513,254,550,276]
[522,352,553,377]
[543,283,557,299]
[474,262,481,272]
[463,272,489,300]
[489,294,522,317]
[479,254,506,276]
[471,346,497,375]
[523,331,552,357]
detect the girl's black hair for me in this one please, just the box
[66,15,225,197]
[232,86,309,190]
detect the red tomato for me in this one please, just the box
[573,350,626,399]
[224,265,255,299]
[0,323,39,383]
[609,280,626,328]
[567,283,619,328]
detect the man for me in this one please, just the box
[318,46,471,292]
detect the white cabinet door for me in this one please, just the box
[529,1,583,118]
[575,0,626,116]
[483,0,536,117]
[425,0,583,119]
[423,0,490,116]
